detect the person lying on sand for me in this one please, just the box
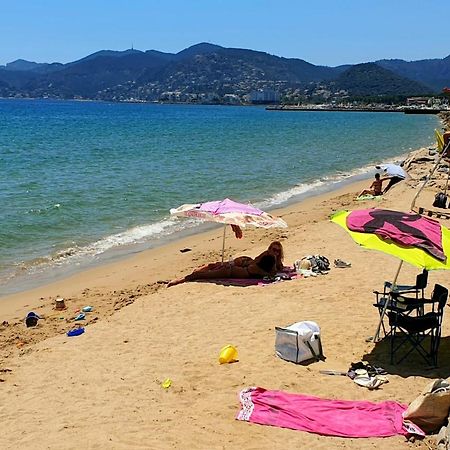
[254,240,284,271]
[167,241,284,287]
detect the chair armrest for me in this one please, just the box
[385,282,416,292]
[394,295,432,305]
[391,286,422,297]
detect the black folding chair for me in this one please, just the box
[373,270,428,337]
[388,284,448,366]
[384,269,428,300]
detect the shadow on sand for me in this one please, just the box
[363,336,450,379]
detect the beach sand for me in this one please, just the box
[1,145,450,449]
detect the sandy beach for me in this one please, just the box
[1,143,450,449]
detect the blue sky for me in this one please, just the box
[1,0,449,67]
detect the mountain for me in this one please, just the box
[144,46,338,98]
[376,56,450,92]
[334,63,432,96]
[174,42,223,60]
[0,44,447,102]
[3,59,42,71]
[2,58,63,74]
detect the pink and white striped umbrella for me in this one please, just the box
[170,198,287,229]
[170,198,287,260]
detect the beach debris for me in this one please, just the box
[219,345,239,364]
[179,248,192,253]
[161,378,172,389]
[67,327,85,337]
[74,313,85,321]
[25,312,41,328]
[82,306,93,312]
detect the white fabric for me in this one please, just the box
[376,164,407,179]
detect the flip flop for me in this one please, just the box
[334,259,351,268]
[353,370,385,390]
[67,327,85,337]
[74,313,85,321]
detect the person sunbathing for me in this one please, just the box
[358,173,385,198]
[254,240,284,271]
[167,253,277,287]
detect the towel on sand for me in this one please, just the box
[237,387,423,438]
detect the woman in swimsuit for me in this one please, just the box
[167,241,283,287]
[254,241,284,271]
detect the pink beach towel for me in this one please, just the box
[237,387,420,438]
[347,209,445,261]
[203,268,297,287]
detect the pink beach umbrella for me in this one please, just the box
[170,198,287,261]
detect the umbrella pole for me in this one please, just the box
[373,260,403,342]
[221,225,226,263]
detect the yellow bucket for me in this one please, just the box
[219,345,238,364]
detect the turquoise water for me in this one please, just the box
[0,99,438,294]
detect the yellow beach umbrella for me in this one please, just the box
[331,210,450,271]
[435,129,444,152]
[331,208,450,341]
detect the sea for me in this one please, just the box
[0,99,439,296]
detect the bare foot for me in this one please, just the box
[167,277,186,288]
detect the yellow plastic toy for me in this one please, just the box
[219,345,238,364]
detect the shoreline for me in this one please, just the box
[0,146,423,299]
[0,142,434,313]
[0,176,372,320]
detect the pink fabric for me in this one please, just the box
[199,198,263,216]
[200,267,297,287]
[347,208,445,261]
[237,387,408,438]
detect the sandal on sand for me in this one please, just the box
[353,369,387,390]
[67,327,85,337]
[334,259,351,268]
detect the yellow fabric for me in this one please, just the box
[435,129,444,152]
[331,210,450,270]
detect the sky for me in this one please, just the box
[1,0,449,67]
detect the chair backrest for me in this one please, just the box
[432,284,448,310]
[415,269,428,290]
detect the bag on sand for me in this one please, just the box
[275,321,325,364]
[404,379,450,434]
[300,255,330,273]
[433,192,448,209]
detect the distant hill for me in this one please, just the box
[0,44,447,102]
[334,63,432,96]
[376,55,450,92]
[3,59,63,74]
